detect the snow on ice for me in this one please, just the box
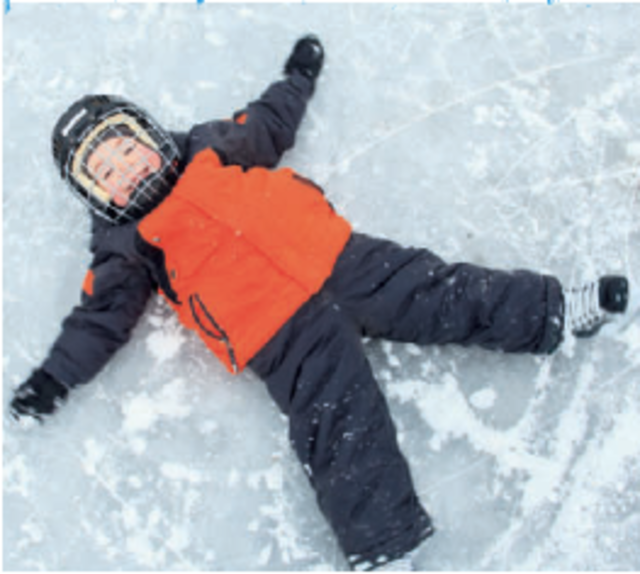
[3,3,640,571]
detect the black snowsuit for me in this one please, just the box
[41,72,564,569]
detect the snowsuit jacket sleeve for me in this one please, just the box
[183,72,314,168]
[41,223,155,388]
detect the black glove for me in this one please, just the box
[284,35,324,82]
[10,369,69,422]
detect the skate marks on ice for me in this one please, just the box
[372,335,640,570]
[320,51,613,190]
[333,9,640,567]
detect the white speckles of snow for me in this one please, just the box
[198,420,219,434]
[465,146,489,180]
[145,328,186,364]
[379,368,393,382]
[4,455,33,497]
[237,7,255,19]
[128,476,143,489]
[93,78,127,98]
[81,438,107,477]
[107,7,127,21]
[258,499,313,564]
[125,531,165,569]
[128,437,147,456]
[17,519,44,551]
[518,362,595,514]
[160,462,205,484]
[469,387,497,411]
[82,522,117,559]
[625,141,640,159]
[574,108,601,148]
[385,378,423,405]
[122,507,140,530]
[146,314,166,328]
[195,80,218,91]
[227,468,241,487]
[616,322,640,365]
[121,379,192,434]
[258,543,273,566]
[159,91,196,125]
[519,400,640,569]
[560,331,577,359]
[247,519,260,533]
[167,525,190,553]
[13,415,39,432]
[473,104,510,128]
[382,341,401,368]
[390,373,555,482]
[409,373,505,454]
[204,32,227,47]
[405,344,423,357]
[119,506,185,569]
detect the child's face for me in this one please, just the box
[86,136,162,207]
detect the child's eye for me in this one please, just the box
[103,168,113,180]
[123,145,135,156]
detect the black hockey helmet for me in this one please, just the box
[52,95,182,224]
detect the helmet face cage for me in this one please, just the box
[55,98,181,225]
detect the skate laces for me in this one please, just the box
[565,281,606,335]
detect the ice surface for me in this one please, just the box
[3,3,640,571]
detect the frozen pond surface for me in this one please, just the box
[4,4,640,570]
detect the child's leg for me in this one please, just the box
[325,233,564,354]
[249,294,434,570]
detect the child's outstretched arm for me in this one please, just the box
[10,243,154,423]
[186,35,324,169]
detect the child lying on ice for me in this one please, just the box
[9,35,630,571]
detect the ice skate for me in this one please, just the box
[564,275,629,338]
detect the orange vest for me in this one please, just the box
[138,149,352,374]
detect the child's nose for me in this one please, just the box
[120,154,142,178]
[128,151,147,173]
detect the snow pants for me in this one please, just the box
[248,233,564,570]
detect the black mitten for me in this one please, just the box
[10,369,69,422]
[284,35,324,82]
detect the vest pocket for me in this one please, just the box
[189,294,239,373]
